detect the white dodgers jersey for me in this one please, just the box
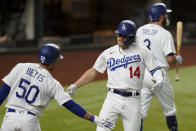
[2,63,71,116]
[93,44,160,90]
[136,24,176,68]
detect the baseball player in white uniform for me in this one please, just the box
[136,3,183,131]
[67,20,164,131]
[0,43,114,131]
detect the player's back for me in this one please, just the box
[136,24,175,68]
[3,63,58,115]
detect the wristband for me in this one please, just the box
[89,115,95,122]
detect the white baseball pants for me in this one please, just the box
[1,109,41,131]
[96,91,141,131]
[141,68,176,119]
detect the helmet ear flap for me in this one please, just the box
[38,43,63,65]
[123,35,135,46]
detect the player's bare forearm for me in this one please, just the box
[167,55,176,64]
[74,68,100,88]
[83,112,92,120]
[167,55,182,65]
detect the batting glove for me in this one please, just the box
[94,116,115,130]
[151,81,164,92]
[67,84,78,97]
[175,55,183,64]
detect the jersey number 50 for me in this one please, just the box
[16,78,40,104]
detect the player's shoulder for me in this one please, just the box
[106,44,118,50]
[48,78,63,89]
[149,24,172,37]
[103,45,118,54]
[16,62,34,66]
[138,23,163,31]
[43,73,59,88]
[13,62,32,69]
[132,43,151,54]
[157,27,173,40]
[137,24,158,36]
[137,23,153,31]
[137,24,145,34]
[137,24,149,30]
[51,78,61,85]
[150,24,172,36]
[132,43,146,50]
[8,63,32,75]
[159,26,171,34]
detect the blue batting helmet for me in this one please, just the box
[38,43,63,65]
[148,3,172,22]
[115,20,136,46]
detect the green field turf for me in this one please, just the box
[0,65,196,131]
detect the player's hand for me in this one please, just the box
[175,55,183,64]
[151,81,163,92]
[67,84,78,97]
[94,116,115,130]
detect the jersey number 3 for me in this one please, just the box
[16,78,40,104]
[144,39,151,50]
[129,66,140,78]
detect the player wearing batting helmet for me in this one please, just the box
[67,20,164,131]
[136,3,183,131]
[0,43,115,131]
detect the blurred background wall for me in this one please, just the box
[0,0,195,49]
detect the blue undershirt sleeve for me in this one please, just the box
[63,99,87,118]
[167,53,175,56]
[150,66,161,76]
[0,83,11,105]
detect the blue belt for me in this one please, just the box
[109,88,140,97]
[7,108,36,116]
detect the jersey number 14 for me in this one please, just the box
[129,66,140,78]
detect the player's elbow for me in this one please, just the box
[88,68,101,78]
